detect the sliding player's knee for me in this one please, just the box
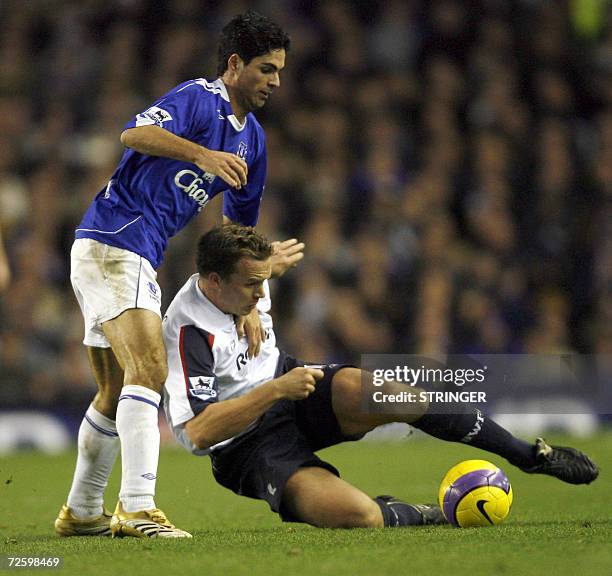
[340,500,383,528]
[408,385,429,420]
[381,381,429,423]
[317,499,382,529]
[331,368,363,413]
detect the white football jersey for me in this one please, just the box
[162,274,280,454]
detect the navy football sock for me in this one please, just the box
[413,409,536,469]
[374,496,425,527]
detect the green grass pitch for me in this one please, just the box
[1,433,611,576]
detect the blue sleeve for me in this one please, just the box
[179,325,218,415]
[223,138,266,226]
[124,82,212,141]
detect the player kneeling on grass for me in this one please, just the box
[163,225,599,529]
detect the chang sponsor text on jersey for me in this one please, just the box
[75,78,267,269]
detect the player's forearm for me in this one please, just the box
[120,125,208,165]
[185,381,282,449]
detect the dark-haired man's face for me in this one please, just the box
[214,257,272,317]
[230,49,285,117]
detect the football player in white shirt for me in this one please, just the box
[163,226,598,529]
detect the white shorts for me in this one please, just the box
[71,238,162,348]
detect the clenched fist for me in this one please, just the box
[274,367,324,400]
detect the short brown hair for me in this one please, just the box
[197,225,273,279]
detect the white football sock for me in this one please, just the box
[116,385,161,512]
[67,404,120,519]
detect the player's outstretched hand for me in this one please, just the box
[236,306,265,358]
[270,238,305,278]
[196,148,248,189]
[275,367,324,400]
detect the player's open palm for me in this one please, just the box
[276,367,324,400]
[270,238,305,277]
[196,149,248,189]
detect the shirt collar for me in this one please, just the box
[191,274,235,331]
[215,78,247,131]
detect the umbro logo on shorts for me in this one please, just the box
[148,282,160,304]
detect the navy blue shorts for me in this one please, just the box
[209,353,361,521]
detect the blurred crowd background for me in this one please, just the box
[0,0,610,434]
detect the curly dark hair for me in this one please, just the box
[217,10,291,76]
[197,225,273,279]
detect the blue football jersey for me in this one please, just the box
[75,78,267,268]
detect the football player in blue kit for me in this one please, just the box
[55,11,301,539]
[163,226,598,530]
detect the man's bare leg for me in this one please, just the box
[329,368,429,437]
[56,347,123,535]
[100,309,166,513]
[282,467,383,528]
[330,368,598,486]
[100,308,191,537]
[282,467,444,528]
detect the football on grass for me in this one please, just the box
[438,459,513,527]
